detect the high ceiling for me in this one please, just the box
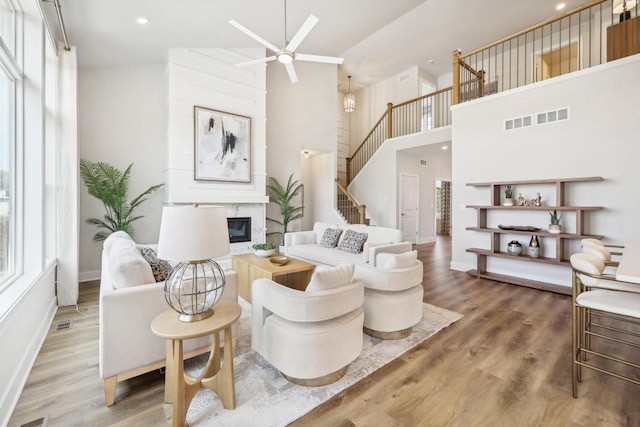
[54,0,589,91]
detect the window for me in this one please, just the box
[0,62,13,286]
[0,0,15,55]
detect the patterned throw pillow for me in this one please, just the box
[337,229,368,254]
[320,228,343,248]
[139,247,173,282]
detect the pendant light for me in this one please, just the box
[343,75,355,113]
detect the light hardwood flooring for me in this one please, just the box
[9,237,640,426]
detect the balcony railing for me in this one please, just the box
[346,87,452,183]
[453,0,639,104]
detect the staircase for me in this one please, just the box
[335,180,369,225]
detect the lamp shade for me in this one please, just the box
[157,205,230,261]
[614,0,637,13]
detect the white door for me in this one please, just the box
[400,174,419,243]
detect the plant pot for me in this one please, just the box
[503,198,514,206]
[253,249,275,258]
[549,224,561,234]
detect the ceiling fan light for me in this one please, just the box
[343,75,355,113]
[277,51,294,64]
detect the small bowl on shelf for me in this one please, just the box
[269,255,289,266]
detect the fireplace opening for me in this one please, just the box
[227,217,251,243]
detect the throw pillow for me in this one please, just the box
[320,228,343,248]
[306,263,355,292]
[139,246,173,282]
[337,229,368,254]
[383,250,418,269]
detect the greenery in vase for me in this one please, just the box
[266,174,304,246]
[504,184,513,199]
[252,243,275,250]
[80,159,163,241]
[549,209,561,225]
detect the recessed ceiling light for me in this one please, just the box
[427,59,434,64]
[136,17,150,24]
[442,146,448,150]
[556,3,566,10]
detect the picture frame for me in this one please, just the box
[194,106,251,182]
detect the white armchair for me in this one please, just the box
[251,264,364,386]
[99,231,238,406]
[356,250,424,339]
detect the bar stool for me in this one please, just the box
[570,253,640,397]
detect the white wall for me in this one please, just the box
[451,56,640,289]
[266,60,338,236]
[78,65,166,279]
[349,126,451,229]
[397,143,451,243]
[349,66,422,154]
[164,48,268,205]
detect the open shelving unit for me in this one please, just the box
[465,176,603,295]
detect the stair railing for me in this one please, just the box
[453,0,632,104]
[335,179,367,224]
[346,87,453,184]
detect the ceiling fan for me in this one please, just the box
[229,1,344,83]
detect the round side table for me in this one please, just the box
[151,300,241,427]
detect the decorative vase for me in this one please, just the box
[503,198,514,207]
[507,240,522,256]
[549,224,561,234]
[529,235,540,258]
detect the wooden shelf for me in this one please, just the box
[465,176,603,295]
[466,205,603,211]
[466,227,603,240]
[466,270,571,296]
[467,176,603,187]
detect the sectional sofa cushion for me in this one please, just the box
[306,263,355,292]
[320,228,343,248]
[338,230,368,254]
[109,235,155,289]
[383,250,418,269]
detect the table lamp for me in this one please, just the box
[157,205,230,322]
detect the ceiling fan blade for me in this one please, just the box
[284,63,298,83]
[235,56,277,67]
[229,19,281,53]
[295,53,344,64]
[285,14,319,52]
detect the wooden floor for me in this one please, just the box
[9,237,640,426]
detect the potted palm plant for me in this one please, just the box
[80,159,163,241]
[266,174,304,247]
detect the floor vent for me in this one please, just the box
[55,320,72,331]
[20,416,48,427]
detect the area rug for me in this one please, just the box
[184,299,463,426]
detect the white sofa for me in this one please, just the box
[284,222,424,338]
[99,231,238,406]
[251,263,364,385]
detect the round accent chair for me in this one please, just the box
[355,250,424,339]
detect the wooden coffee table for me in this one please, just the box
[232,253,316,303]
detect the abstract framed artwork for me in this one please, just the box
[194,106,251,182]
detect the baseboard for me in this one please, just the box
[79,270,100,282]
[450,261,474,272]
[0,271,57,427]
[417,236,436,245]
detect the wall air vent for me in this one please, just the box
[420,160,427,166]
[537,107,569,125]
[504,115,533,131]
[399,73,411,82]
